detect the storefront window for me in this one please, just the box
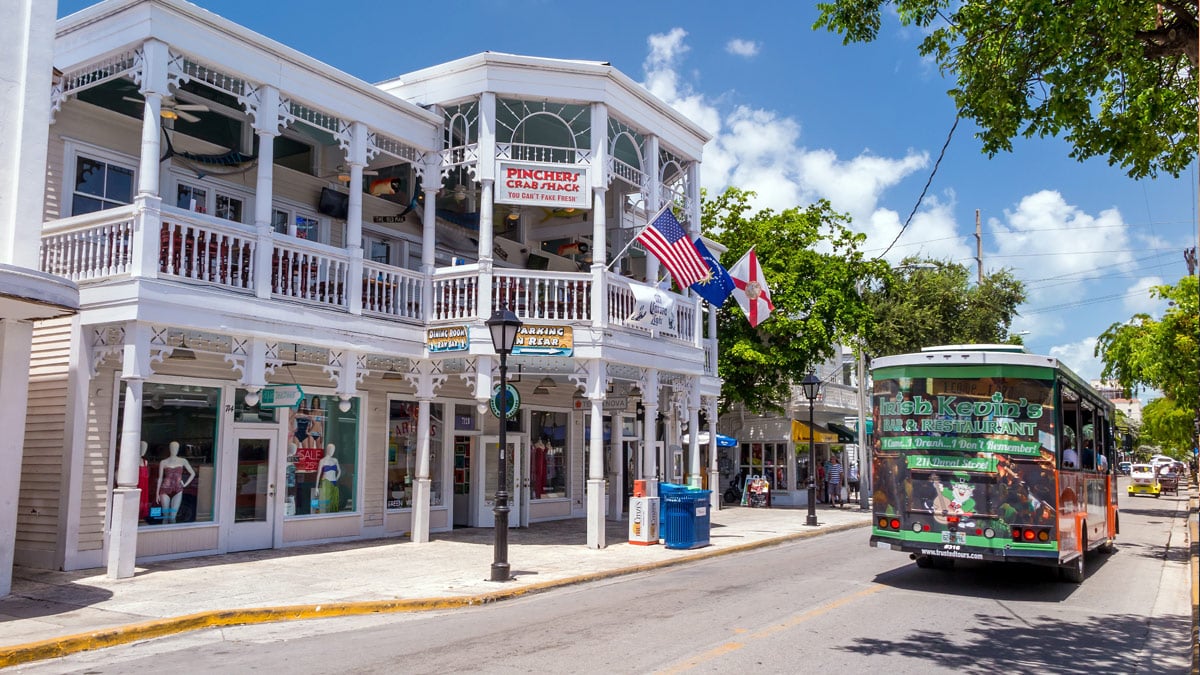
[233,387,278,423]
[285,394,359,516]
[530,410,568,499]
[117,382,220,527]
[387,400,444,509]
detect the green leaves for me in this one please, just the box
[860,257,1027,358]
[814,1,1198,179]
[704,188,885,414]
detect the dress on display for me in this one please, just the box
[138,463,150,519]
[318,464,339,512]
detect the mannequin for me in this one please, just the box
[138,441,150,521]
[157,441,196,523]
[316,443,341,513]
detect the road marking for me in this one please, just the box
[657,584,885,673]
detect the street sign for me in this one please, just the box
[490,383,521,419]
[259,384,304,409]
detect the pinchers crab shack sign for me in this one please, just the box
[495,160,589,210]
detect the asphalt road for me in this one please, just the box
[16,482,1192,674]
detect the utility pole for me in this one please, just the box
[974,209,983,284]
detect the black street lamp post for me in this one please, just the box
[487,305,522,582]
[801,371,822,527]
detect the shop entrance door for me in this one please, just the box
[477,434,525,528]
[228,432,276,552]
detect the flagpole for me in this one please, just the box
[606,203,673,272]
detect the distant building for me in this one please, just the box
[1091,380,1143,426]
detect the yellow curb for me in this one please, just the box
[0,520,869,668]
[1189,492,1197,675]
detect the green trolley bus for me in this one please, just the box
[869,344,1118,582]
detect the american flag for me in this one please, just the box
[635,206,710,288]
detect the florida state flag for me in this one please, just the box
[729,247,774,327]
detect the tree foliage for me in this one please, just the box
[704,188,887,414]
[1096,275,1198,411]
[1140,397,1194,457]
[861,257,1027,358]
[814,1,1199,178]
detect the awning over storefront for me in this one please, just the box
[791,420,838,444]
[682,433,738,447]
[826,422,857,443]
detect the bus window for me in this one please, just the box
[1060,385,1080,470]
[1081,403,1097,471]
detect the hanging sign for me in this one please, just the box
[494,160,590,209]
[490,383,521,420]
[259,384,304,409]
[512,325,573,357]
[427,325,469,353]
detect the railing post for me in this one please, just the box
[347,252,363,314]
[131,197,160,279]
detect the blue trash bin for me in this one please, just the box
[663,489,711,549]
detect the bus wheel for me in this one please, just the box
[1060,536,1087,583]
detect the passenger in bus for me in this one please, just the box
[1081,439,1096,470]
[1061,437,1079,469]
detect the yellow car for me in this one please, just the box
[1127,464,1161,497]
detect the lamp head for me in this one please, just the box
[486,305,523,354]
[800,371,821,401]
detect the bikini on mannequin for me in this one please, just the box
[157,441,196,523]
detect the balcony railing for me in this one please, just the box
[39,206,703,348]
[40,206,136,281]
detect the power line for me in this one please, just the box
[877,115,959,260]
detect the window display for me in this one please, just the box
[117,382,220,527]
[532,410,568,499]
[285,395,358,515]
[387,401,443,509]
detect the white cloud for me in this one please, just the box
[1122,276,1166,315]
[640,29,940,262]
[1048,337,1102,382]
[984,191,1137,340]
[725,39,759,58]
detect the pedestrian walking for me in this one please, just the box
[848,462,859,500]
[816,463,826,503]
[827,455,845,508]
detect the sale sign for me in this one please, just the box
[494,160,589,209]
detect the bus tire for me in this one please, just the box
[1060,534,1087,583]
[914,554,952,570]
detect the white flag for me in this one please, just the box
[627,283,677,336]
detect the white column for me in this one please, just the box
[345,122,368,315]
[251,85,280,299]
[478,178,495,316]
[107,325,151,579]
[136,40,169,199]
[642,369,659,495]
[687,394,701,488]
[590,103,609,328]
[411,395,433,542]
[0,320,34,596]
[587,394,606,549]
[607,408,623,520]
[644,136,661,283]
[707,397,720,510]
[590,186,607,329]
[0,0,55,266]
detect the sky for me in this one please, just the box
[57,0,1199,387]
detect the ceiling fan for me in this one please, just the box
[122,95,210,123]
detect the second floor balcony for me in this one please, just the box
[39,202,703,350]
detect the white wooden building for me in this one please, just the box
[18,0,720,581]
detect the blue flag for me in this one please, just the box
[689,238,734,306]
